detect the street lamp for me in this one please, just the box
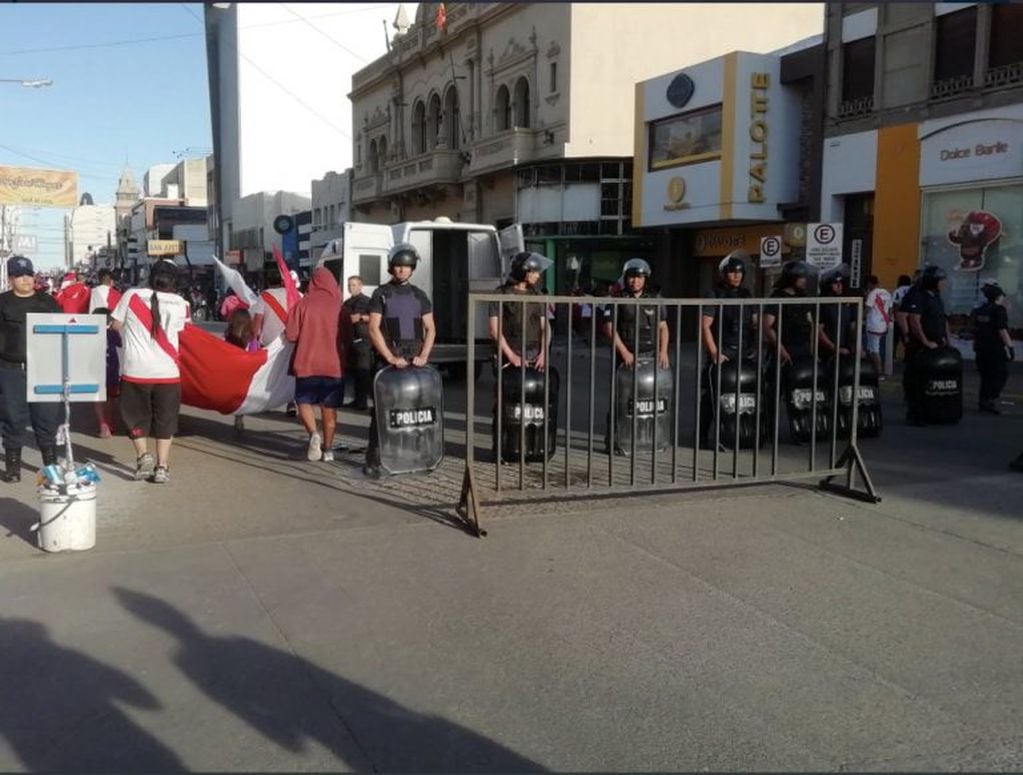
[0,78,54,88]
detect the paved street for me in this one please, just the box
[0,364,1022,771]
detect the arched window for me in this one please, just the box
[411,100,426,154]
[495,84,511,131]
[427,93,442,148]
[513,77,530,128]
[368,138,378,173]
[379,136,388,165]
[443,86,460,150]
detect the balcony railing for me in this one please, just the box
[468,128,536,175]
[985,61,1023,90]
[930,73,974,100]
[383,149,464,194]
[351,173,383,205]
[836,95,874,119]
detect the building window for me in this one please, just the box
[513,77,530,128]
[647,104,723,170]
[988,3,1023,71]
[444,85,460,150]
[933,6,977,85]
[428,94,442,148]
[495,84,511,131]
[329,204,335,227]
[369,139,379,173]
[412,100,427,154]
[314,208,321,227]
[379,135,388,165]
[549,62,557,93]
[841,36,875,103]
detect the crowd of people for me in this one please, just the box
[0,245,1018,487]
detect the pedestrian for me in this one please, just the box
[364,243,435,479]
[219,288,247,322]
[252,267,299,347]
[341,275,374,410]
[110,259,190,483]
[55,270,91,314]
[225,307,259,431]
[971,281,1014,414]
[863,274,893,378]
[900,265,949,425]
[284,267,348,464]
[0,256,63,482]
[89,268,122,314]
[90,306,121,439]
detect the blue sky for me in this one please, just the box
[0,3,213,269]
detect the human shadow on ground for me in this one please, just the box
[114,588,546,773]
[0,498,40,547]
[0,616,184,772]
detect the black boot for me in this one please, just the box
[41,446,59,467]
[4,449,22,483]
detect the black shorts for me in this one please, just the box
[119,381,181,439]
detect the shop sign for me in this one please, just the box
[849,239,862,289]
[946,210,1001,272]
[748,73,769,203]
[663,176,689,211]
[693,224,794,257]
[759,235,782,267]
[806,222,843,269]
[147,239,183,256]
[12,234,37,254]
[920,119,1023,187]
[0,165,77,208]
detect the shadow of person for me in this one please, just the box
[0,616,184,772]
[114,588,545,773]
[0,498,41,548]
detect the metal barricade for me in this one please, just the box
[458,293,880,537]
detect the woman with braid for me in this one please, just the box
[110,260,190,483]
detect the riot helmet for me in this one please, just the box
[622,258,652,279]
[981,281,1005,302]
[387,242,420,274]
[920,265,946,291]
[508,251,552,283]
[775,259,811,290]
[819,264,850,296]
[718,250,747,278]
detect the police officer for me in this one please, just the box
[488,251,551,370]
[364,243,436,478]
[600,258,670,370]
[762,260,817,364]
[901,265,949,425]
[971,281,1014,414]
[818,265,858,358]
[342,275,373,410]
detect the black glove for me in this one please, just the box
[1006,345,1016,362]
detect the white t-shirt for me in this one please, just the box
[253,287,294,346]
[864,287,893,334]
[112,288,190,382]
[89,284,116,312]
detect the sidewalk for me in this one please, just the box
[0,373,1020,771]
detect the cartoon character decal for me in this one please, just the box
[947,210,1001,272]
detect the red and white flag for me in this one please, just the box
[435,2,447,31]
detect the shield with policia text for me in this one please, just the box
[374,365,444,475]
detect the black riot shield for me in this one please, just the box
[495,366,559,463]
[373,365,444,475]
[609,359,673,456]
[705,357,764,450]
[833,356,883,438]
[918,346,962,425]
[783,354,831,443]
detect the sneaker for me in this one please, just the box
[306,432,322,461]
[362,463,381,480]
[285,402,297,417]
[322,450,335,463]
[151,466,170,484]
[134,453,156,481]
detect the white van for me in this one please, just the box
[319,218,524,378]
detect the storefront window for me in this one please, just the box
[648,105,723,170]
[920,182,1023,335]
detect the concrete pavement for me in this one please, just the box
[0,368,1021,771]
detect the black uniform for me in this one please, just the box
[488,283,545,361]
[704,285,756,360]
[0,290,62,457]
[972,301,1010,406]
[765,288,815,360]
[365,280,432,468]
[342,292,373,408]
[900,286,946,420]
[820,301,858,355]
[601,289,667,357]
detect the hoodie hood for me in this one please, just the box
[308,267,341,301]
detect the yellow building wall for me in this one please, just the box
[872,123,921,289]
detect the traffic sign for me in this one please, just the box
[759,235,783,267]
[806,222,843,270]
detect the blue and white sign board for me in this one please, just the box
[26,314,108,403]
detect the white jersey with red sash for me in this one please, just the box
[111,288,190,383]
[255,286,296,346]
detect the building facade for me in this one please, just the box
[348,2,824,293]
[310,170,351,263]
[65,200,117,269]
[821,1,1023,333]
[224,190,312,275]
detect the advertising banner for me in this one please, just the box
[147,240,183,257]
[0,166,78,208]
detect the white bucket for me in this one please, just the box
[36,483,97,553]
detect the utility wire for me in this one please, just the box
[278,3,371,65]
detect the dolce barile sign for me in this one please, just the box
[920,115,1023,187]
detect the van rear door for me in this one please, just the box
[498,223,525,276]
[340,222,393,301]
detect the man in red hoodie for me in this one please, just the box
[284,267,349,463]
[55,271,91,314]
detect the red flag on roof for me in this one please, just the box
[435,2,447,32]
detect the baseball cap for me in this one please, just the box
[7,255,34,278]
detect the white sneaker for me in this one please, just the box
[322,450,335,463]
[306,432,322,461]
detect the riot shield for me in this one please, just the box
[373,365,445,475]
[832,356,883,438]
[495,365,558,463]
[705,357,764,450]
[783,354,831,443]
[918,346,962,425]
[611,359,673,456]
